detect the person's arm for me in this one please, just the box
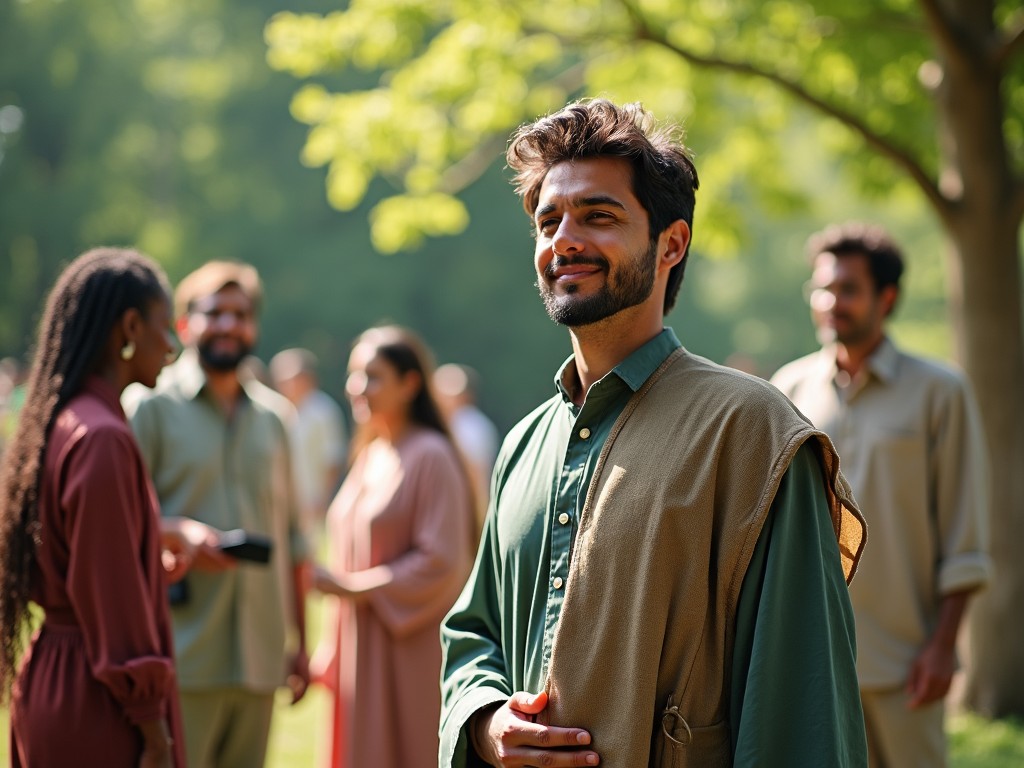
[439,507,512,768]
[730,442,867,767]
[62,428,178,753]
[906,377,992,706]
[316,443,474,637]
[906,590,971,708]
[287,561,310,703]
[138,717,175,768]
[277,413,311,704]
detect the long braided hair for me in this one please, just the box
[0,247,171,698]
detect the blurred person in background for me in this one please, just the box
[270,347,347,542]
[433,362,499,516]
[772,222,992,768]
[0,248,185,767]
[126,260,310,768]
[310,325,476,768]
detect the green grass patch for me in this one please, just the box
[3,698,1024,765]
[948,711,1024,768]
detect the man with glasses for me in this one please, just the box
[772,222,992,768]
[126,261,310,767]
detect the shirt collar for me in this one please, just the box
[865,336,899,383]
[818,335,898,385]
[554,327,682,402]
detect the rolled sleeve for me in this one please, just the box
[938,552,993,596]
[932,375,992,597]
[95,656,175,725]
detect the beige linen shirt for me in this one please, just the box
[125,350,309,692]
[772,337,992,688]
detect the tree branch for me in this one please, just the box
[995,20,1024,70]
[438,62,587,195]
[656,42,947,213]
[608,3,950,217]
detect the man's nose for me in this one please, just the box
[212,312,241,332]
[552,217,584,256]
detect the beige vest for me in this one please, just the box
[541,348,865,767]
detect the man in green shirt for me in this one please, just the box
[440,99,868,767]
[127,261,310,767]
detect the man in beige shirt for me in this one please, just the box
[127,261,310,767]
[772,222,992,768]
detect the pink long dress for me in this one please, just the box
[10,376,185,767]
[319,428,474,768]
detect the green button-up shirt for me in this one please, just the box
[125,351,309,693]
[441,329,865,767]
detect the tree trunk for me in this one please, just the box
[934,0,1024,717]
[946,216,1024,718]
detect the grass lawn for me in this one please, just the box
[2,696,1023,765]
[2,589,1021,766]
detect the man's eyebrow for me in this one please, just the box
[534,195,628,221]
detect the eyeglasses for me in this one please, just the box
[802,280,869,305]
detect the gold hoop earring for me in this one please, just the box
[120,341,136,361]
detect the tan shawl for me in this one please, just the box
[541,348,865,767]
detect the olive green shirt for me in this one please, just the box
[126,350,308,692]
[440,329,865,766]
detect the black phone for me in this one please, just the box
[168,578,189,606]
[218,529,273,564]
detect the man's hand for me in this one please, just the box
[159,528,195,584]
[183,519,235,572]
[905,638,957,709]
[472,691,599,767]
[287,647,311,704]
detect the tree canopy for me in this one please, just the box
[266,0,1024,715]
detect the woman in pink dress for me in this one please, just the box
[0,248,186,767]
[311,325,478,768]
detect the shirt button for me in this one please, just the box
[558,512,570,525]
[553,576,564,589]
[579,427,591,439]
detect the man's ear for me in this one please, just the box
[175,314,191,345]
[658,219,690,272]
[880,285,899,318]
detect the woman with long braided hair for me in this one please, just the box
[0,248,185,767]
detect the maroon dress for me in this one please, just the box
[10,376,184,767]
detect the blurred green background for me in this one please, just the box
[2,0,1023,762]
[0,0,953,436]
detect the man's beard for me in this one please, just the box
[538,240,658,327]
[816,312,877,348]
[197,338,252,372]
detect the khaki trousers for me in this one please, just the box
[180,688,276,768]
[861,688,946,768]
